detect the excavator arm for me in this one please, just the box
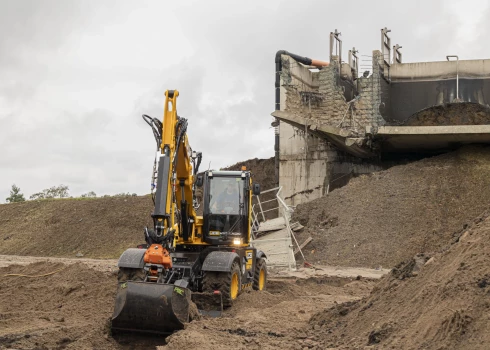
[150,90,202,246]
[111,90,202,335]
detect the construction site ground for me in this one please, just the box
[0,256,378,350]
[2,149,490,349]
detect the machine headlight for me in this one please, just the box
[233,238,243,245]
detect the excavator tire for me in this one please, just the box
[202,260,241,307]
[253,258,267,291]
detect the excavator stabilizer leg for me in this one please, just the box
[111,281,192,335]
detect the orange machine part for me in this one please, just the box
[143,244,172,269]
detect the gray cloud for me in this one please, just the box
[1,0,489,202]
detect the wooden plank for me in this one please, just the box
[289,221,304,232]
[294,236,312,255]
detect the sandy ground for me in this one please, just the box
[161,277,374,350]
[0,255,382,350]
[0,254,117,271]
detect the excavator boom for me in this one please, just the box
[111,90,198,335]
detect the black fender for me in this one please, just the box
[201,251,240,273]
[256,250,267,260]
[117,248,146,269]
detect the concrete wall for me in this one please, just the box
[279,124,330,206]
[386,58,490,122]
[278,54,385,206]
[278,55,328,206]
[390,59,490,81]
[355,51,388,127]
[276,52,490,207]
[280,51,387,136]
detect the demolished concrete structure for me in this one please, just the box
[274,28,490,205]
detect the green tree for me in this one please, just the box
[30,184,70,200]
[114,192,131,197]
[6,184,25,203]
[80,191,97,198]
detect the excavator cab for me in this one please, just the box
[201,171,251,246]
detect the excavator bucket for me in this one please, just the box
[111,281,192,335]
[191,291,223,317]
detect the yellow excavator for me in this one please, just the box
[111,90,267,335]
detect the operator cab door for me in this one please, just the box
[202,172,249,245]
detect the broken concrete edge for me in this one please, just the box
[373,125,490,135]
[272,110,376,158]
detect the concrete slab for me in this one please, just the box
[257,217,285,233]
[251,228,296,269]
[370,125,490,152]
[272,110,375,158]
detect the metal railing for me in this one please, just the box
[251,186,292,238]
[250,186,298,271]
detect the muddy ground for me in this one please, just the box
[0,257,375,350]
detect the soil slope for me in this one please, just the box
[224,157,276,191]
[0,196,153,259]
[293,145,490,268]
[302,209,490,350]
[0,157,274,259]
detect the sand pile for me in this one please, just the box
[0,157,275,259]
[293,145,490,268]
[0,196,153,259]
[403,102,490,126]
[302,209,490,349]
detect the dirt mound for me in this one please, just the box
[0,262,115,349]
[303,209,490,349]
[0,261,169,349]
[0,158,276,259]
[292,145,490,268]
[224,157,277,221]
[404,102,490,126]
[223,157,275,191]
[0,196,153,259]
[164,277,374,350]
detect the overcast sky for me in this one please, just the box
[1,0,489,201]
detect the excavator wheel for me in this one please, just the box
[253,258,267,291]
[202,261,241,307]
[117,267,146,283]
